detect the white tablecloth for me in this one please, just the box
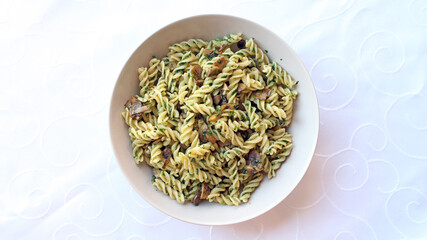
[1,0,426,239]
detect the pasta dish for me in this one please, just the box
[122,33,298,205]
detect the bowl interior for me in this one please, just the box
[109,14,319,225]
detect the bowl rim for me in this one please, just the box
[109,13,319,225]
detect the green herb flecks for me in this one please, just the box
[206,51,218,60]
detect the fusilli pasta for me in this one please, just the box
[122,33,298,206]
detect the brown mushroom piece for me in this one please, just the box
[237,39,246,49]
[220,96,228,105]
[245,149,263,174]
[161,147,172,169]
[210,103,235,122]
[162,147,172,159]
[124,96,137,108]
[192,193,201,206]
[198,124,216,144]
[214,56,227,70]
[180,144,189,151]
[204,48,214,56]
[213,94,228,106]
[198,124,209,143]
[196,79,204,87]
[218,44,228,54]
[206,56,227,77]
[131,102,150,120]
[236,101,245,111]
[217,139,232,148]
[191,65,203,80]
[125,96,150,120]
[253,88,272,100]
[213,94,222,105]
[200,183,211,199]
[207,66,220,77]
[204,48,218,60]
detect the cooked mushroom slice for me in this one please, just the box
[210,103,235,122]
[245,149,263,174]
[124,96,137,108]
[195,79,204,87]
[161,147,172,169]
[204,49,218,60]
[214,56,227,70]
[130,102,150,120]
[200,183,211,199]
[180,144,189,151]
[199,124,216,144]
[252,90,267,100]
[207,66,220,77]
[213,94,228,106]
[204,48,214,55]
[253,88,272,100]
[213,94,222,105]
[162,147,172,160]
[191,65,203,80]
[237,39,246,49]
[218,44,228,54]
[217,139,232,148]
[237,83,247,93]
[206,133,216,145]
[206,56,227,77]
[125,96,150,120]
[198,124,209,143]
[220,95,228,105]
[236,101,245,111]
[193,193,201,206]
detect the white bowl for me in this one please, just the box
[109,14,319,225]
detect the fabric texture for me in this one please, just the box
[0,0,426,239]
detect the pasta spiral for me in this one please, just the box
[122,33,298,206]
